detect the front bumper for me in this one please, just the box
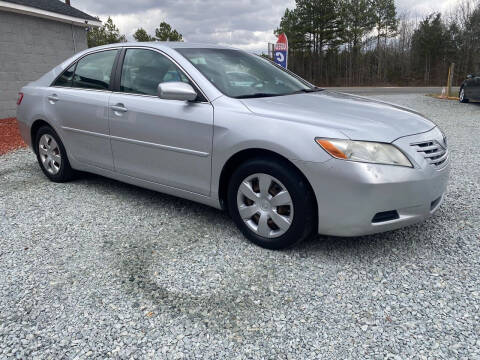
[292,128,450,237]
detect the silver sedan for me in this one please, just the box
[16,43,450,249]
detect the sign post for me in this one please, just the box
[446,63,455,98]
[274,33,288,69]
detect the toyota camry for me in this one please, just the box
[16,43,450,249]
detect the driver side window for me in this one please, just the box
[120,49,190,96]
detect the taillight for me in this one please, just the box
[17,92,24,106]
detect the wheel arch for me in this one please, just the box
[30,119,67,156]
[217,148,318,214]
[31,120,53,153]
[459,82,470,102]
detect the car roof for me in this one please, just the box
[91,42,239,51]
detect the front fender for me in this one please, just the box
[210,96,342,199]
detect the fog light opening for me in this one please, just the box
[430,196,442,211]
[372,210,400,223]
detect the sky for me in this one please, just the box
[73,0,464,53]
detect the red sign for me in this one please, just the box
[274,33,288,68]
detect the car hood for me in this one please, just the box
[239,91,435,142]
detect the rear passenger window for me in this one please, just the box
[120,49,190,96]
[53,63,76,87]
[72,50,118,90]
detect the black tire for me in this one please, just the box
[459,86,469,103]
[227,157,317,250]
[35,125,75,182]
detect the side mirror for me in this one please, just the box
[467,74,473,79]
[157,82,197,101]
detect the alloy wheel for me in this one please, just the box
[38,134,62,175]
[236,173,294,238]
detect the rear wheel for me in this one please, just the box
[227,157,316,250]
[35,126,75,182]
[459,87,469,103]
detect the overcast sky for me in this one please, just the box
[74,0,463,52]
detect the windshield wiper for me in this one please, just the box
[235,93,281,99]
[291,87,325,94]
[235,88,324,99]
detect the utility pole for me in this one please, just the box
[446,63,455,98]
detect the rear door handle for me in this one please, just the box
[48,94,59,103]
[110,104,128,113]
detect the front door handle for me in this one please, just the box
[48,94,59,103]
[110,104,128,113]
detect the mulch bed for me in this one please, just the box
[0,118,27,155]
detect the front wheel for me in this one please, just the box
[459,87,469,103]
[227,158,316,250]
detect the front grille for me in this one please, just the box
[410,140,448,168]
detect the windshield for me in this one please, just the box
[176,48,315,98]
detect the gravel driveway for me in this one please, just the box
[1,94,479,359]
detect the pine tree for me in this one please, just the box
[155,22,183,41]
[338,0,376,84]
[373,0,398,81]
[87,17,126,48]
[133,28,155,42]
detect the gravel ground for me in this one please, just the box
[1,94,479,359]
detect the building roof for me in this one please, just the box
[0,0,101,26]
[3,0,97,20]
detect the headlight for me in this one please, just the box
[315,138,413,167]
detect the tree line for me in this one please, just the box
[86,2,479,87]
[275,0,480,86]
[87,17,183,48]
